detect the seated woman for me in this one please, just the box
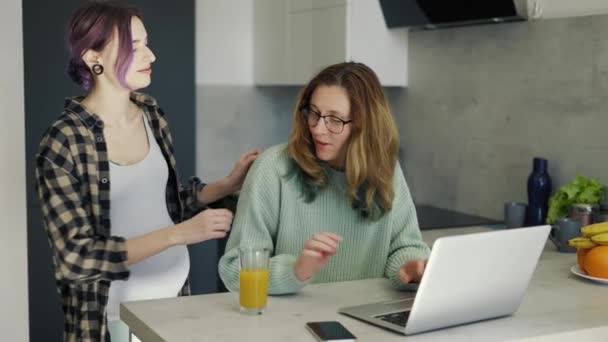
[219,62,430,294]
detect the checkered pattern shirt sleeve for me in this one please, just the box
[36,146,130,283]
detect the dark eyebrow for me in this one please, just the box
[327,110,346,118]
[308,104,321,114]
[310,104,347,119]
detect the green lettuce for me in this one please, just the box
[546,175,604,224]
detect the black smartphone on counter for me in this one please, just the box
[305,321,357,342]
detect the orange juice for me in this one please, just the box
[239,268,269,309]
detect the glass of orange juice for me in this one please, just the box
[238,247,270,315]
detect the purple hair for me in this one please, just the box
[66,1,143,92]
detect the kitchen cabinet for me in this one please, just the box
[254,0,408,86]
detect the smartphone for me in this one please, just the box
[305,321,357,342]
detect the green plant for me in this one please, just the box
[547,175,604,224]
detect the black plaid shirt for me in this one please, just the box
[35,92,203,341]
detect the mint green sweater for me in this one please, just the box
[218,144,430,294]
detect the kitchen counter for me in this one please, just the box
[121,226,607,341]
[415,204,500,230]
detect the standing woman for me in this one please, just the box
[35,1,259,341]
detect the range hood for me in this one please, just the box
[379,0,529,30]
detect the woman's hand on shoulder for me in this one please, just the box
[224,148,261,192]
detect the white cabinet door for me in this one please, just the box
[347,0,408,86]
[287,8,313,84]
[311,4,347,76]
[254,0,288,84]
[287,2,346,84]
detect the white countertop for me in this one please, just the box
[121,226,608,341]
[511,326,608,342]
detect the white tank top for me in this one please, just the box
[106,115,190,322]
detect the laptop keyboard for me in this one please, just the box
[376,311,410,327]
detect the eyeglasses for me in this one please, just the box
[301,107,352,134]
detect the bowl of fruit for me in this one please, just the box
[568,222,608,284]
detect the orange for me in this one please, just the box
[577,248,589,272]
[583,245,608,279]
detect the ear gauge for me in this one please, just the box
[92,63,104,75]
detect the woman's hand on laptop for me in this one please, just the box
[294,232,343,281]
[398,259,428,284]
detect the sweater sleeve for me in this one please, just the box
[218,147,311,295]
[384,163,431,291]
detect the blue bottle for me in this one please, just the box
[525,157,552,226]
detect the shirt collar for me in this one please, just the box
[63,92,157,129]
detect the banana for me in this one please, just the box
[581,222,608,237]
[568,237,597,249]
[590,232,608,245]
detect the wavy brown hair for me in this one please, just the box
[287,62,399,219]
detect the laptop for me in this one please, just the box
[339,225,550,335]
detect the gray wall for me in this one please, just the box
[397,15,608,219]
[24,1,196,340]
[196,86,300,181]
[0,0,28,340]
